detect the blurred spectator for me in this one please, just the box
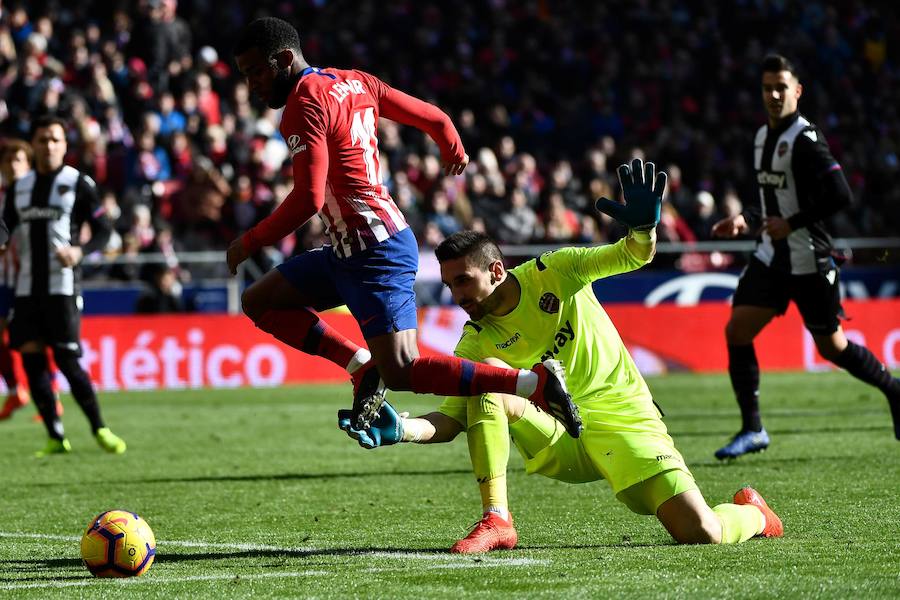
[129,0,191,93]
[135,265,194,314]
[155,91,186,138]
[109,233,141,282]
[125,128,171,191]
[414,222,447,307]
[426,190,462,238]
[686,191,721,241]
[497,188,540,244]
[129,204,156,250]
[542,192,580,242]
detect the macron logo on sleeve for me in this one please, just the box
[287,135,307,157]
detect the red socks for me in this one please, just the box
[255,311,523,396]
[255,309,361,369]
[409,356,519,396]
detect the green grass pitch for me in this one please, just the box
[0,371,898,598]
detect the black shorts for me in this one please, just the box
[732,258,843,335]
[8,295,83,355]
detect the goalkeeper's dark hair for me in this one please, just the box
[435,231,504,270]
[234,17,302,60]
[761,54,799,79]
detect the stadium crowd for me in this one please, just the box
[1,0,898,286]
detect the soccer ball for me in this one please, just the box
[80,510,156,577]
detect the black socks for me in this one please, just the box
[728,344,762,432]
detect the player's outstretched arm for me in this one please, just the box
[376,84,468,176]
[338,402,463,449]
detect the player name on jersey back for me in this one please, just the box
[328,79,367,103]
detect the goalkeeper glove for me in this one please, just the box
[338,400,404,449]
[595,158,668,231]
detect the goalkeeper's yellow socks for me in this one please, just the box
[480,475,509,520]
[466,393,511,515]
[711,503,766,543]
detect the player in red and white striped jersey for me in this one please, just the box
[227,18,579,435]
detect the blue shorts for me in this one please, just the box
[0,285,13,318]
[277,228,419,338]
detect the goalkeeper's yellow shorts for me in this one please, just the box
[509,392,698,515]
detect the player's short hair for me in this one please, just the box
[761,54,798,79]
[30,115,68,139]
[234,17,302,60]
[435,231,504,270]
[1,138,33,164]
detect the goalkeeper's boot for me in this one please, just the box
[350,361,387,429]
[529,359,582,438]
[95,428,127,454]
[733,487,783,538]
[714,428,769,460]
[450,512,517,554]
[0,387,29,420]
[35,437,72,458]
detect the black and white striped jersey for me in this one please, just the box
[2,165,110,297]
[751,112,848,275]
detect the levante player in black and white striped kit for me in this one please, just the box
[711,54,900,459]
[0,115,126,456]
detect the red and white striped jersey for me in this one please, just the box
[243,67,465,259]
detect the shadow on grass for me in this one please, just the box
[19,467,494,488]
[0,542,674,580]
[0,557,89,583]
[517,542,672,550]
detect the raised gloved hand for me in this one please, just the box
[595,158,668,231]
[338,400,404,449]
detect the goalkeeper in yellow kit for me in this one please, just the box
[340,159,783,552]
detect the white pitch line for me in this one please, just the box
[0,571,330,591]
[0,560,547,592]
[0,561,547,591]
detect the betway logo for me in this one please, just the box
[19,206,62,221]
[540,320,575,362]
[757,170,787,188]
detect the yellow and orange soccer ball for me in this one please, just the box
[80,510,156,577]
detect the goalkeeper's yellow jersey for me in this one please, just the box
[450,238,651,409]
